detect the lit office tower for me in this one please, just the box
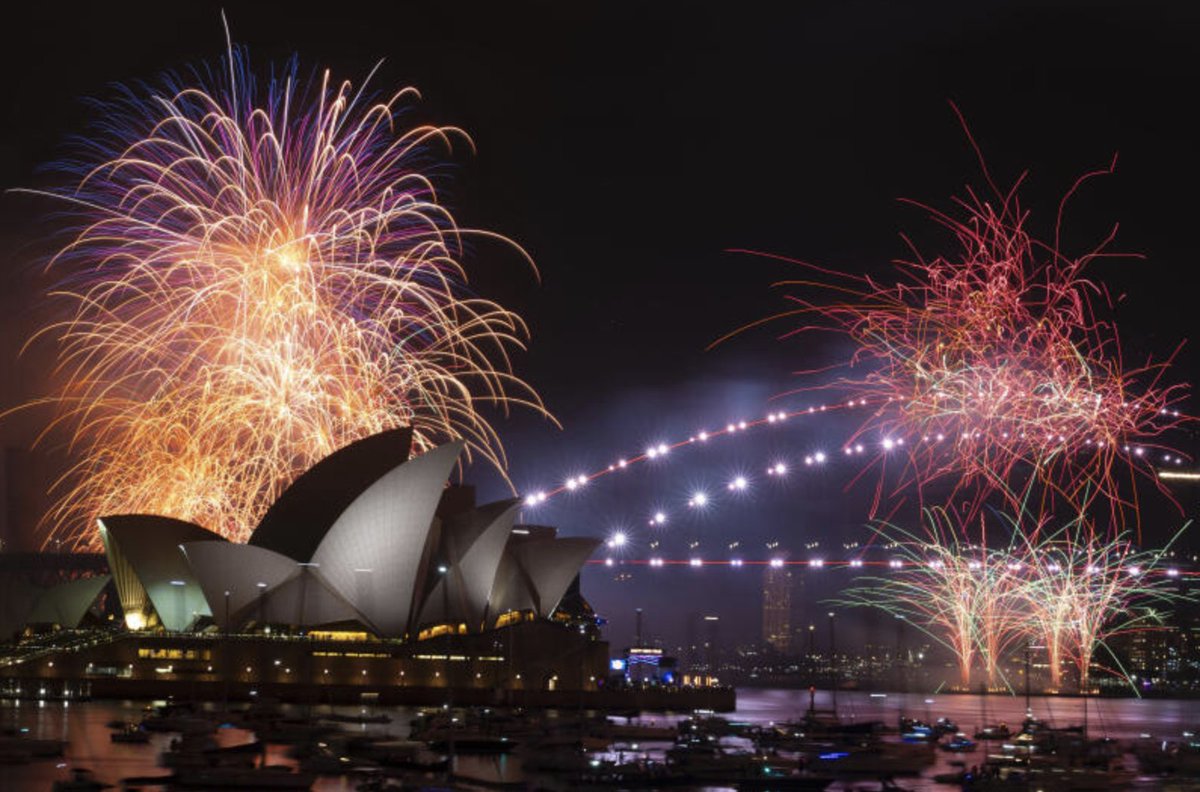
[762,565,793,653]
[703,615,720,671]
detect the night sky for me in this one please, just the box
[2,2,1199,651]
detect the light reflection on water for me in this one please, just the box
[733,690,1196,791]
[731,688,1198,741]
[0,690,1194,790]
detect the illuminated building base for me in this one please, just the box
[6,620,609,693]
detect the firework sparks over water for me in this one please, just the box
[838,510,1027,691]
[707,128,1198,691]
[839,508,1188,692]
[1018,527,1187,693]
[22,49,547,548]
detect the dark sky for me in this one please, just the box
[2,1,1199,651]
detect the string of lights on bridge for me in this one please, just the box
[517,399,1192,573]
[585,551,1194,579]
[521,399,1187,509]
[520,400,862,507]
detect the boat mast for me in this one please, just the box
[1024,640,1031,718]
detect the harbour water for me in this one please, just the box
[1,688,1195,789]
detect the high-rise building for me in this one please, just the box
[762,565,793,653]
[684,609,700,668]
[703,615,721,671]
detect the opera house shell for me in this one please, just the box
[94,428,600,641]
[0,572,112,639]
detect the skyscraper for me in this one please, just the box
[762,565,793,653]
[703,615,721,672]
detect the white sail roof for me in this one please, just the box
[250,427,414,562]
[417,500,520,630]
[184,541,375,630]
[98,515,225,631]
[257,566,367,628]
[180,541,302,630]
[513,537,601,618]
[311,441,464,638]
[485,541,536,625]
[27,575,111,627]
[89,434,601,641]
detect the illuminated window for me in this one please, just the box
[494,610,533,628]
[416,623,468,641]
[308,630,370,642]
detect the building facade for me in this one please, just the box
[762,565,793,653]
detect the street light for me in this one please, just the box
[437,564,451,685]
[438,563,455,766]
[256,582,268,633]
[169,580,186,633]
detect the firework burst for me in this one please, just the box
[839,509,1028,690]
[721,142,1188,531]
[21,49,548,548]
[1018,527,1187,692]
[840,508,1188,692]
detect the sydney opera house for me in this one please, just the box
[0,429,608,698]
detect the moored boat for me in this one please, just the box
[254,718,335,743]
[736,761,835,790]
[973,723,1012,741]
[602,720,679,740]
[52,767,110,791]
[173,764,314,789]
[940,733,978,752]
[807,742,935,776]
[111,724,150,744]
[299,745,368,774]
[962,763,1134,791]
[161,733,262,771]
[1133,736,1200,776]
[665,741,757,780]
[425,731,516,753]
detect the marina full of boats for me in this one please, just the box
[4,694,1200,790]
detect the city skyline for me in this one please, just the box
[2,1,1199,660]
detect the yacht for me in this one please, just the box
[51,768,109,791]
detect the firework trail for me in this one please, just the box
[19,48,548,548]
[719,143,1189,533]
[1018,525,1188,693]
[840,507,1188,692]
[838,509,1028,690]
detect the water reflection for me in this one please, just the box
[731,689,1198,741]
[1,690,1193,790]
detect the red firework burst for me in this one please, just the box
[722,127,1189,534]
